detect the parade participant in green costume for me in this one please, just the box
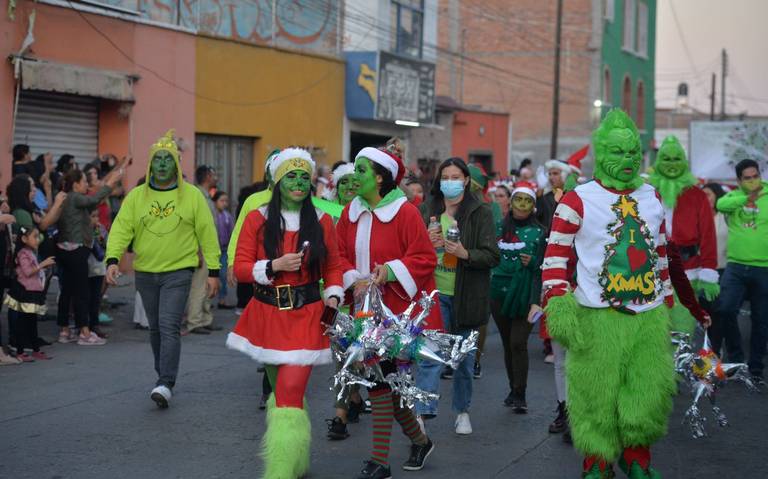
[226,148,344,479]
[648,136,719,335]
[106,130,220,409]
[542,110,675,479]
[330,161,358,207]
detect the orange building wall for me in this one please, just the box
[0,2,195,187]
[451,110,510,175]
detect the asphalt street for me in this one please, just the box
[1,279,765,479]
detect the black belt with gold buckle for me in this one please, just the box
[253,282,321,311]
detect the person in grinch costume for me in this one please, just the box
[648,135,718,335]
[106,130,221,409]
[542,110,675,479]
[226,148,344,479]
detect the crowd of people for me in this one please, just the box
[1,111,766,479]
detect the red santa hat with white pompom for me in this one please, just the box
[355,147,406,184]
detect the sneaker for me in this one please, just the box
[78,332,107,346]
[503,391,515,407]
[357,460,391,479]
[0,352,22,366]
[512,396,528,414]
[544,353,555,364]
[549,401,568,433]
[31,351,53,360]
[58,331,77,344]
[16,352,35,363]
[151,385,172,409]
[348,399,363,423]
[326,417,350,440]
[98,313,113,324]
[402,438,434,471]
[455,412,472,435]
[473,361,483,379]
[440,366,454,380]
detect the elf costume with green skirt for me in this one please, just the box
[542,110,676,479]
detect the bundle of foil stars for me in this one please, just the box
[326,283,477,408]
[672,331,758,438]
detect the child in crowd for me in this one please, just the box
[213,191,234,309]
[87,210,109,338]
[5,225,55,361]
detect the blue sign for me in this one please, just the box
[345,52,378,120]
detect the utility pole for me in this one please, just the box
[720,49,728,121]
[549,0,564,159]
[710,73,716,121]
[459,29,466,105]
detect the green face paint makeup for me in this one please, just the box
[279,170,311,210]
[336,175,358,205]
[354,157,378,198]
[151,151,177,185]
[512,194,535,214]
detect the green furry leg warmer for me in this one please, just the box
[566,305,674,463]
[545,293,587,351]
[262,396,311,479]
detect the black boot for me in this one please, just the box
[357,460,392,479]
[549,401,568,433]
[326,417,350,440]
[402,438,434,471]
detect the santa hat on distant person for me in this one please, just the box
[544,158,571,175]
[355,147,406,184]
[566,145,589,175]
[511,181,537,201]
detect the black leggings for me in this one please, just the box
[56,247,92,330]
[491,299,533,397]
[10,310,39,353]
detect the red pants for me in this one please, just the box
[274,364,312,408]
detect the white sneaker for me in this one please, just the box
[455,412,472,435]
[77,332,107,346]
[150,385,172,409]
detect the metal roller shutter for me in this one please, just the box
[13,90,99,164]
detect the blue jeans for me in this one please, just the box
[415,293,475,416]
[717,262,768,374]
[218,249,228,301]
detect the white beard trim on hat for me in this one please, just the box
[332,163,355,185]
[355,147,399,181]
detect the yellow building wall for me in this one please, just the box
[196,37,345,180]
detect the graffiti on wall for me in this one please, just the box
[134,0,339,52]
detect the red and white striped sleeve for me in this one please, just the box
[542,191,583,303]
[656,218,674,308]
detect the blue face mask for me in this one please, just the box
[440,180,465,199]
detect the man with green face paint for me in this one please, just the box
[648,136,719,335]
[542,110,676,478]
[106,130,221,409]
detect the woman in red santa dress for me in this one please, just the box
[226,148,343,479]
[336,145,440,479]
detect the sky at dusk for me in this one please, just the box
[655,0,768,116]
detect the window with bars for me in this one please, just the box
[391,0,424,58]
[637,1,649,57]
[622,0,636,52]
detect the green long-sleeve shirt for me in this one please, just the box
[716,181,768,267]
[106,182,221,274]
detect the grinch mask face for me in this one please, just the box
[354,157,379,199]
[655,141,688,179]
[151,151,177,186]
[336,175,358,205]
[593,109,644,191]
[511,194,535,216]
[279,169,311,210]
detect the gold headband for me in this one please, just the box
[273,157,313,184]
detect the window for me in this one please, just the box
[622,76,632,113]
[604,0,615,21]
[603,67,612,104]
[637,2,648,57]
[391,0,424,58]
[195,134,255,213]
[623,0,636,51]
[636,81,645,129]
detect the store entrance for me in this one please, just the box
[349,131,391,163]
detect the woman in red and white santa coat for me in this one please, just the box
[336,146,440,479]
[226,148,343,479]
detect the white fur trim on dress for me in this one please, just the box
[269,148,316,180]
[698,268,719,284]
[323,285,345,302]
[356,147,398,181]
[348,196,408,224]
[343,269,366,290]
[332,163,355,184]
[498,241,526,251]
[253,260,273,285]
[226,332,332,366]
[386,259,417,299]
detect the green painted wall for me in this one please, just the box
[601,0,656,158]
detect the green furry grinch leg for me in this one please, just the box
[262,396,311,479]
[560,306,675,463]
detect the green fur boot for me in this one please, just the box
[262,397,311,479]
[618,447,660,479]
[582,457,615,479]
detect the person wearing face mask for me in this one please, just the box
[716,159,768,382]
[415,157,500,437]
[490,182,545,413]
